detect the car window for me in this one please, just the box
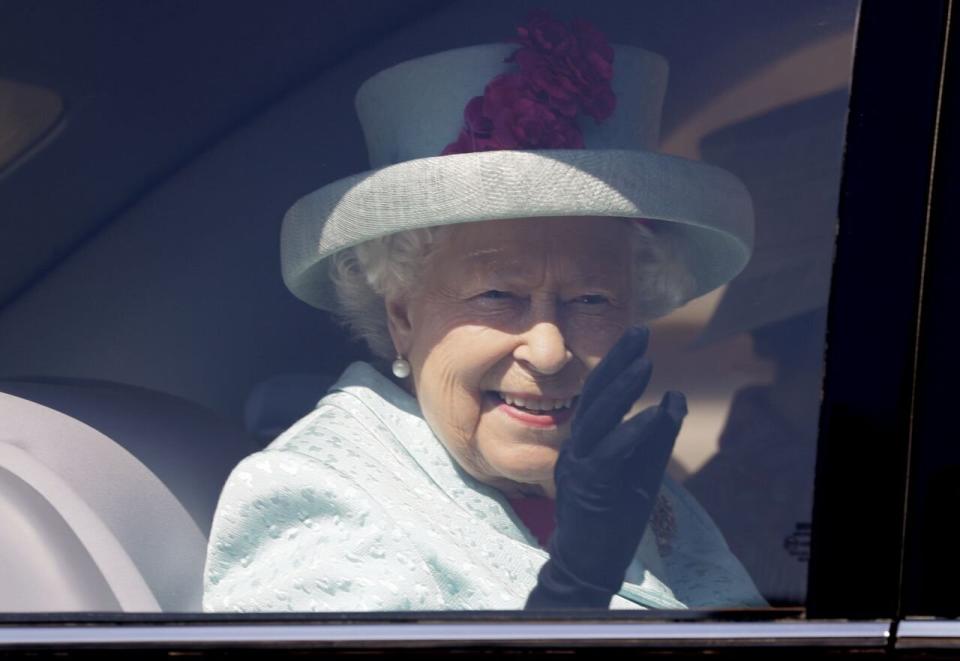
[0,0,870,627]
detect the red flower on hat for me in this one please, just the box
[441,10,615,155]
[512,11,615,122]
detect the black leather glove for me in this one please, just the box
[525,326,687,609]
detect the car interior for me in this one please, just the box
[0,0,858,612]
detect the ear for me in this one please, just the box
[385,293,415,357]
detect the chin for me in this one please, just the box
[482,441,560,487]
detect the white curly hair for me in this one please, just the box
[329,221,694,360]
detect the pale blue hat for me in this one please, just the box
[281,44,754,313]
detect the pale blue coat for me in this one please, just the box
[203,362,764,611]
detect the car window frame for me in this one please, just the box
[897,0,960,639]
[806,0,951,622]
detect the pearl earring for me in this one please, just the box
[392,355,411,379]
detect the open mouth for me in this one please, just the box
[489,391,578,428]
[495,392,576,412]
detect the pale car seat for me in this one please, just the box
[0,379,259,612]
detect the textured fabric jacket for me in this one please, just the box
[203,362,764,611]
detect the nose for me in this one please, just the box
[513,320,573,376]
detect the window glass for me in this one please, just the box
[0,0,858,615]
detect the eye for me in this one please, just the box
[572,294,610,305]
[468,290,519,310]
[478,290,513,300]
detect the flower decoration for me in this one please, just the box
[441,10,615,155]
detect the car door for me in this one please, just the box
[0,0,954,656]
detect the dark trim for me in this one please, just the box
[900,0,960,619]
[806,0,951,618]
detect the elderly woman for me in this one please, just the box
[204,12,763,611]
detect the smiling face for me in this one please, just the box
[386,216,637,498]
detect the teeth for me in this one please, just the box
[497,392,575,411]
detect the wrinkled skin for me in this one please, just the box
[385,216,636,498]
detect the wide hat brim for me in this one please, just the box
[281,148,754,313]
